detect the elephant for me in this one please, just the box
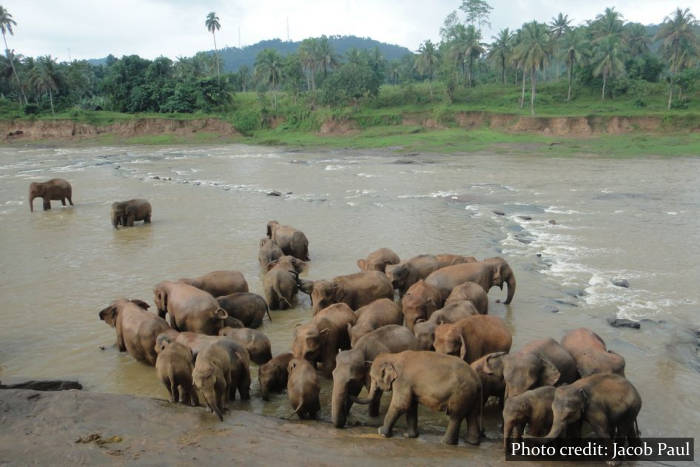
[111,199,151,228]
[400,280,443,332]
[219,326,272,365]
[291,303,357,377]
[357,248,400,273]
[263,256,305,310]
[349,298,403,346]
[445,281,489,315]
[267,220,310,261]
[98,298,170,366]
[545,374,641,442]
[561,328,626,377]
[217,292,271,328]
[503,386,556,446]
[287,358,321,419]
[471,352,507,417]
[258,237,284,270]
[179,270,249,298]
[435,254,478,268]
[258,352,294,401]
[299,270,394,315]
[192,338,251,421]
[155,341,197,406]
[332,324,418,428]
[425,257,516,305]
[498,338,578,400]
[385,255,443,297]
[28,178,73,212]
[433,315,512,363]
[413,301,479,351]
[153,281,228,335]
[353,351,482,445]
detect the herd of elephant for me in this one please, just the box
[93,217,642,453]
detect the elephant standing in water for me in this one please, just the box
[267,221,310,261]
[425,257,516,305]
[356,248,400,273]
[29,178,73,212]
[153,281,228,334]
[111,199,151,228]
[561,328,626,377]
[299,271,394,315]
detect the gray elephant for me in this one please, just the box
[219,326,272,365]
[179,270,249,298]
[153,280,228,334]
[258,352,294,400]
[503,386,556,446]
[217,292,271,328]
[413,301,479,351]
[258,237,284,270]
[545,374,641,442]
[155,340,197,406]
[445,281,488,314]
[349,298,402,346]
[263,256,304,310]
[561,328,625,377]
[267,220,310,261]
[353,351,482,445]
[287,358,321,419]
[400,280,443,332]
[385,255,443,297]
[28,178,73,212]
[357,248,400,272]
[425,257,516,305]
[111,199,151,228]
[332,324,418,428]
[299,270,394,315]
[471,352,507,417]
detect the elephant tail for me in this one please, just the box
[274,282,293,309]
[634,419,641,438]
[264,300,272,322]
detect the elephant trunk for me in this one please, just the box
[503,419,515,448]
[504,273,516,305]
[331,382,349,428]
[202,391,223,421]
[350,379,377,405]
[544,419,566,440]
[28,192,35,212]
[111,210,119,229]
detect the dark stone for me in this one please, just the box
[518,215,533,221]
[548,307,560,313]
[554,299,578,307]
[607,318,640,329]
[548,219,557,225]
[267,191,282,197]
[536,253,542,257]
[286,192,293,195]
[612,279,630,288]
[0,380,83,391]
[493,210,505,216]
[152,175,160,180]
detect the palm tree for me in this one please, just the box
[415,40,439,100]
[0,6,26,104]
[655,8,698,109]
[489,28,513,85]
[514,21,552,115]
[561,27,586,101]
[623,23,651,56]
[205,12,221,82]
[452,25,484,87]
[592,36,625,100]
[316,36,338,78]
[298,37,319,91]
[549,13,572,40]
[29,55,60,114]
[592,7,624,42]
[255,49,282,109]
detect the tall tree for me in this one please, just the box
[28,55,60,114]
[592,7,624,42]
[459,0,493,30]
[489,28,513,84]
[623,23,651,56]
[415,40,439,99]
[255,48,282,109]
[514,21,552,114]
[316,35,339,78]
[451,24,484,87]
[298,37,319,91]
[561,27,587,101]
[205,12,221,82]
[655,8,698,109]
[0,6,26,104]
[592,36,625,100]
[549,13,572,40]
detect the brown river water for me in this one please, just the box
[0,145,699,457]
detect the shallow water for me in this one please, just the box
[0,145,699,451]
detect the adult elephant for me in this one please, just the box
[299,271,394,315]
[98,298,170,366]
[28,178,73,212]
[413,301,479,351]
[111,199,151,228]
[179,270,248,298]
[425,257,516,305]
[435,254,477,268]
[385,255,443,297]
[433,315,512,363]
[267,220,310,261]
[561,328,626,377]
[153,281,228,334]
[349,298,403,346]
[356,248,400,273]
[217,292,270,328]
[445,281,488,315]
[332,325,418,428]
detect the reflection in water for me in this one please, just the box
[0,146,698,446]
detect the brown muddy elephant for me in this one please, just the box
[413,301,479,351]
[179,270,249,298]
[433,315,512,363]
[291,303,357,376]
[357,248,400,273]
[219,326,272,365]
[258,352,294,401]
[471,351,507,417]
[263,256,305,310]
[299,270,394,315]
[445,281,488,314]
[153,281,228,335]
[561,328,626,377]
[435,254,478,268]
[332,325,418,428]
[385,255,443,297]
[258,237,284,270]
[155,341,197,406]
[287,358,321,419]
[111,199,151,228]
[28,178,73,212]
[503,386,556,446]
[353,351,482,445]
[98,298,170,366]
[349,298,403,346]
[400,280,443,332]
[545,374,641,442]
[425,257,516,305]
[217,292,270,328]
[267,220,310,261]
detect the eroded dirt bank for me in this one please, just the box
[0,389,508,466]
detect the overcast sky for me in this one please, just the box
[2,0,687,61]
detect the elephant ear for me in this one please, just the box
[213,308,228,320]
[483,351,507,375]
[266,260,279,272]
[130,299,150,310]
[380,362,398,389]
[357,259,367,271]
[299,279,314,295]
[539,357,561,386]
[98,305,118,327]
[459,334,468,361]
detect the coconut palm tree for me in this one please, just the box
[561,27,587,101]
[513,21,552,115]
[255,48,282,109]
[592,36,625,100]
[452,25,484,87]
[415,40,439,100]
[0,6,26,104]
[205,12,221,82]
[549,13,572,40]
[29,55,60,114]
[623,23,651,56]
[655,8,698,109]
[592,7,624,42]
[316,36,338,78]
[489,28,513,85]
[298,37,319,91]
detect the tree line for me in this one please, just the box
[0,3,697,117]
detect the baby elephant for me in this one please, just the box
[287,358,320,419]
[349,298,403,347]
[111,199,151,228]
[217,292,270,328]
[434,315,512,363]
[29,178,73,212]
[155,341,198,406]
[502,386,556,446]
[219,327,272,365]
[561,327,625,377]
[258,352,294,400]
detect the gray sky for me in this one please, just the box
[3,0,686,61]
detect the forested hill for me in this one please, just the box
[89,35,412,70]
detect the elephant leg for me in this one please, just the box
[238,371,251,400]
[404,399,419,438]
[68,196,73,206]
[465,405,481,445]
[164,379,174,402]
[144,214,151,223]
[127,214,134,227]
[587,412,611,439]
[443,416,462,445]
[61,198,66,206]
[172,383,180,404]
[43,199,51,211]
[369,387,383,417]
[378,402,404,438]
[566,419,583,438]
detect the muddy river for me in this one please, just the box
[0,145,698,454]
